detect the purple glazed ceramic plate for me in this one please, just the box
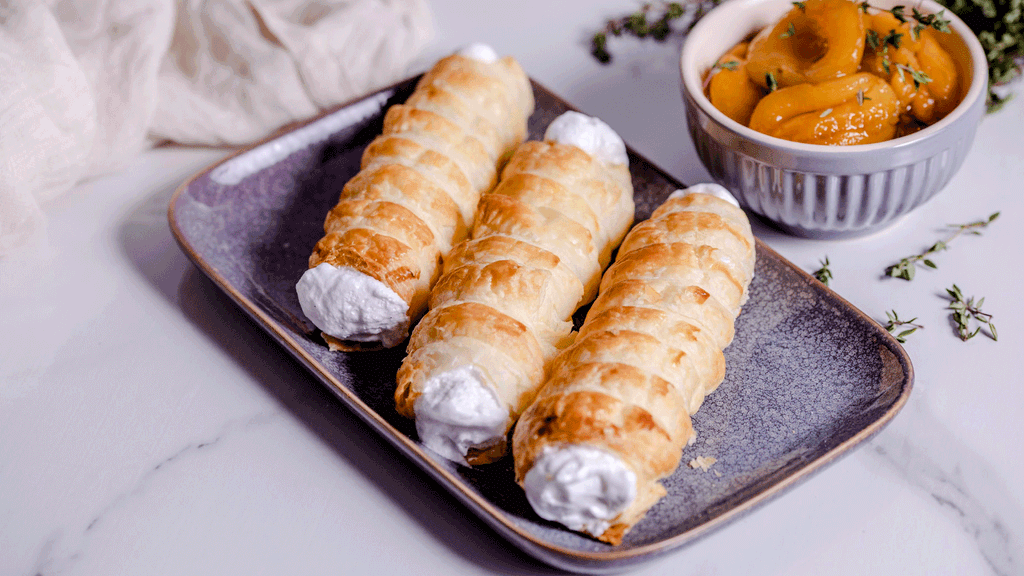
[168,76,913,573]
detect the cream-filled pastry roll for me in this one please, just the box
[395,111,635,465]
[296,44,533,350]
[512,184,754,545]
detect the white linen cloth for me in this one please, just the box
[0,0,433,255]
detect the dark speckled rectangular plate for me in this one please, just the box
[168,77,913,573]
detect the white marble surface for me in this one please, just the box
[2,1,1023,574]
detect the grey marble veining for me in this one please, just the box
[27,413,279,576]
[868,403,1022,576]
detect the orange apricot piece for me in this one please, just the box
[748,72,900,145]
[707,42,767,126]
[745,0,865,89]
[860,12,960,124]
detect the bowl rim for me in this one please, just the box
[680,0,989,155]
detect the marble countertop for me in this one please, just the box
[2,1,1022,574]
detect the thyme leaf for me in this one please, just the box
[946,284,998,341]
[589,1,722,64]
[862,3,952,34]
[885,212,1000,280]
[884,310,923,343]
[936,0,1024,112]
[704,59,740,90]
[592,32,611,63]
[866,29,882,49]
[812,256,833,286]
[897,63,933,89]
[883,28,904,49]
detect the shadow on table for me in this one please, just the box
[118,180,561,576]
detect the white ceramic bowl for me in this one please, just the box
[681,0,988,238]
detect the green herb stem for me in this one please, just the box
[937,0,1023,111]
[884,310,923,343]
[812,256,833,286]
[590,1,721,64]
[946,284,998,341]
[885,212,1000,280]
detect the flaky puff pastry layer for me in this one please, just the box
[307,54,533,350]
[513,192,755,544]
[395,139,635,463]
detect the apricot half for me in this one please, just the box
[707,43,767,126]
[748,72,900,145]
[745,0,866,88]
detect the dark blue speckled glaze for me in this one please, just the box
[168,77,913,573]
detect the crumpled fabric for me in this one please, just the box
[0,0,433,255]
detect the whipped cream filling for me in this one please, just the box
[669,182,740,208]
[523,444,637,537]
[295,263,409,348]
[456,43,499,63]
[414,365,509,464]
[544,111,628,166]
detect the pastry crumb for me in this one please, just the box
[688,455,717,472]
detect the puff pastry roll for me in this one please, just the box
[296,44,533,350]
[512,183,755,544]
[395,111,635,465]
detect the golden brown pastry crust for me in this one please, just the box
[501,141,635,300]
[512,192,755,544]
[305,53,534,350]
[395,136,635,462]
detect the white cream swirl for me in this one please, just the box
[456,43,499,63]
[522,444,637,537]
[295,264,409,348]
[669,182,740,207]
[414,365,509,464]
[544,111,629,166]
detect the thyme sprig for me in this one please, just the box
[910,7,952,36]
[885,212,1000,280]
[703,59,740,89]
[946,284,998,340]
[884,310,923,343]
[880,3,954,34]
[896,63,934,88]
[591,1,722,64]
[865,29,933,89]
[866,29,882,49]
[812,256,833,285]
[882,29,905,49]
[938,0,1024,112]
[590,0,1020,112]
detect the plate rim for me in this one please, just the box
[166,75,915,569]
